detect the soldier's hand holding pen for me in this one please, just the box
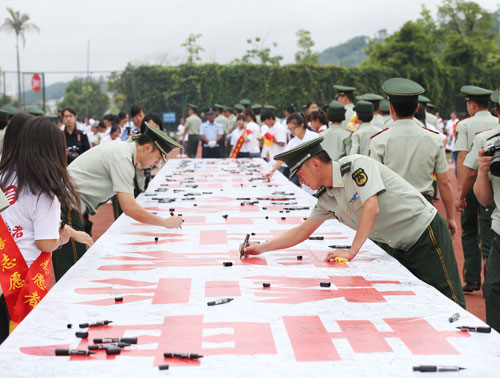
[324,249,352,262]
[164,215,183,229]
[240,241,263,257]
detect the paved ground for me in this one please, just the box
[89,153,486,322]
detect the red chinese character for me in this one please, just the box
[20,316,277,368]
[11,225,23,239]
[284,316,470,362]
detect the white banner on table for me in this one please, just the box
[0,158,499,378]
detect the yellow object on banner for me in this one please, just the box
[334,257,349,263]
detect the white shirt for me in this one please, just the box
[266,122,287,165]
[87,132,101,146]
[230,128,250,153]
[285,129,319,195]
[1,175,60,267]
[245,122,261,153]
[285,129,319,152]
[425,122,447,143]
[100,135,121,144]
[177,124,188,142]
[260,124,270,158]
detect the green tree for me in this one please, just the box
[181,33,205,64]
[58,79,110,119]
[0,8,40,105]
[295,29,318,64]
[364,21,440,79]
[437,0,498,65]
[233,37,283,65]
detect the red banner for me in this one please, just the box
[0,215,51,332]
[229,130,250,158]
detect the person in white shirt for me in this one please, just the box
[266,113,318,188]
[0,117,93,342]
[229,115,253,158]
[177,117,189,157]
[87,124,101,147]
[309,110,329,133]
[259,110,287,164]
[280,103,296,127]
[445,112,459,152]
[117,112,129,137]
[243,110,262,158]
[100,125,122,144]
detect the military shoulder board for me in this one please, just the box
[370,128,388,139]
[340,162,351,175]
[315,186,327,198]
[422,127,439,134]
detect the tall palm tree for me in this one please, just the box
[0,8,40,106]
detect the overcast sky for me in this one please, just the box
[1,0,499,91]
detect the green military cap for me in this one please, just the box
[461,85,492,101]
[327,100,346,118]
[358,93,384,102]
[187,103,198,111]
[418,95,431,104]
[382,78,425,102]
[427,103,436,110]
[142,122,181,160]
[334,85,356,94]
[240,99,251,106]
[380,99,390,112]
[491,90,499,104]
[46,114,60,122]
[0,104,18,115]
[25,105,45,115]
[224,106,233,112]
[234,104,245,111]
[251,104,262,110]
[263,104,276,110]
[353,100,374,113]
[275,136,325,178]
[214,104,225,110]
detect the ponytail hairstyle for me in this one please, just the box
[286,112,305,129]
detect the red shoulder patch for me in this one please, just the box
[370,128,388,139]
[422,127,439,134]
[475,128,491,135]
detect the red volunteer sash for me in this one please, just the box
[230,130,251,158]
[0,215,51,333]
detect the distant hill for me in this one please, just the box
[23,81,69,104]
[318,36,370,66]
[318,30,387,66]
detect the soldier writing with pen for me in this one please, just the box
[241,134,465,308]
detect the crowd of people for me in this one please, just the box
[0,78,498,346]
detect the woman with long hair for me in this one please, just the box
[0,117,93,343]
